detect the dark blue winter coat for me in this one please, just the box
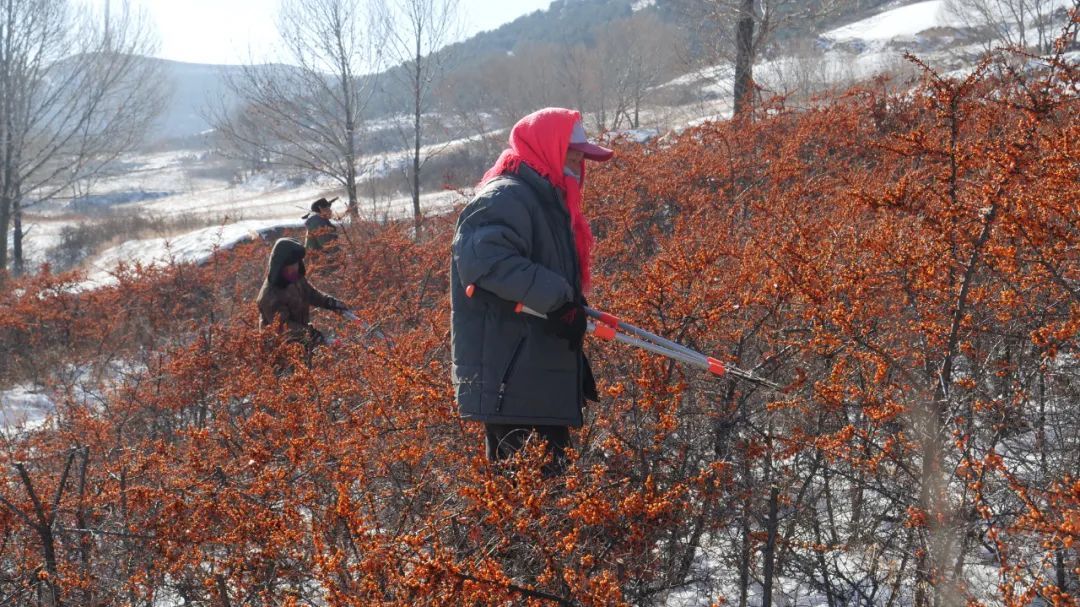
[450,163,586,427]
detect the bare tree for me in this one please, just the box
[384,0,460,235]
[443,43,566,133]
[945,0,1071,54]
[593,13,683,130]
[211,0,387,218]
[676,0,848,114]
[0,0,163,276]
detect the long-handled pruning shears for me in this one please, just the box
[465,284,781,391]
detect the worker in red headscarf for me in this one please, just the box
[450,108,614,474]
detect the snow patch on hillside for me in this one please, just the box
[0,386,55,431]
[77,189,463,292]
[824,0,961,43]
[80,218,305,290]
[824,0,1074,45]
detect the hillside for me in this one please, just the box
[1,32,1078,604]
[144,0,902,142]
[17,0,1077,282]
[146,0,651,143]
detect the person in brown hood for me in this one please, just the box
[256,237,349,348]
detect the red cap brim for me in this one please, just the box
[569,141,615,162]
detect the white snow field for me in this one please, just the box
[665,0,1074,104]
[13,144,465,289]
[78,218,305,290]
[75,189,461,291]
[823,0,966,44]
[824,0,1075,45]
[0,385,55,431]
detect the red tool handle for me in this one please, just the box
[462,284,774,385]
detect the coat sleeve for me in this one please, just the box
[302,280,338,311]
[452,186,573,314]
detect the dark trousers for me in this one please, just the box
[484,423,571,476]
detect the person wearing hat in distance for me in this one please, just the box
[450,107,614,475]
[303,197,339,252]
[257,237,350,350]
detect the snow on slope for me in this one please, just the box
[823,0,964,43]
[17,140,466,289]
[77,189,462,291]
[824,0,1075,45]
[0,386,55,431]
[664,0,1073,108]
[79,218,304,290]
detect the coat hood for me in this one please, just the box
[267,238,306,288]
[480,108,580,191]
[479,107,598,292]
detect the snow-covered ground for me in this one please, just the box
[78,218,303,290]
[14,141,467,288]
[0,386,55,431]
[74,188,461,291]
[663,0,1074,104]
[824,0,1075,46]
[823,0,968,44]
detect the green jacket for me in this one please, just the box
[304,215,338,251]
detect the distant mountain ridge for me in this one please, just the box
[146,0,905,143]
[149,60,244,142]
[146,0,656,143]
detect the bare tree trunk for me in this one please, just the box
[12,190,21,275]
[215,574,233,607]
[738,507,751,607]
[733,0,756,115]
[346,144,359,218]
[412,30,422,237]
[737,451,752,607]
[346,169,359,218]
[74,447,92,607]
[339,33,360,220]
[0,194,9,273]
[0,0,12,274]
[811,493,838,607]
[914,400,944,607]
[386,0,459,236]
[8,455,77,607]
[761,484,779,607]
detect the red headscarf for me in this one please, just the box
[480,108,595,293]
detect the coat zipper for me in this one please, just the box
[496,336,526,413]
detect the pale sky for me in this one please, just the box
[83,0,553,65]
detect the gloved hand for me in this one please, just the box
[307,325,327,346]
[546,300,587,351]
[326,297,349,312]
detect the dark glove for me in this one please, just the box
[326,297,349,312]
[582,353,598,402]
[546,300,587,351]
[307,325,326,346]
